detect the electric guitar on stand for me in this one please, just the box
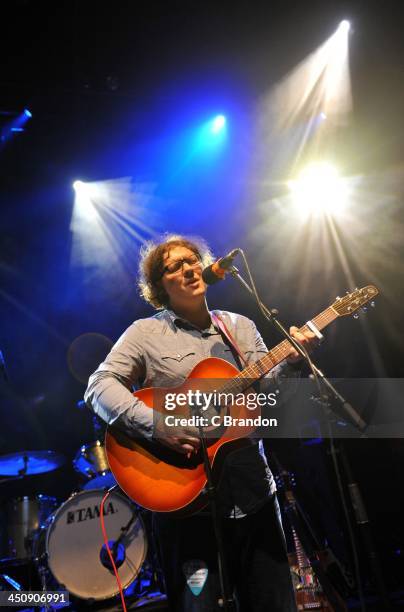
[275,466,348,611]
[105,286,378,516]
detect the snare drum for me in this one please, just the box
[37,489,147,600]
[0,495,58,564]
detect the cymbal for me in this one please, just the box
[0,450,66,476]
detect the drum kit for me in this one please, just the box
[0,431,166,609]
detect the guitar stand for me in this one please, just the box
[196,418,236,612]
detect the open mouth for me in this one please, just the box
[185,279,200,288]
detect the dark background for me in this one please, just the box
[1,0,404,598]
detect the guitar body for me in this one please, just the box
[288,551,343,611]
[105,357,255,515]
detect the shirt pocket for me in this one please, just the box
[160,350,196,363]
[149,349,197,387]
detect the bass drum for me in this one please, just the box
[41,489,147,601]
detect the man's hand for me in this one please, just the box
[153,413,201,456]
[286,326,318,364]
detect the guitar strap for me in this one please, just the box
[210,311,249,368]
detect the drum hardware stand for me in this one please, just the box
[0,573,23,592]
[148,512,168,597]
[0,456,28,485]
[195,410,236,612]
[0,475,24,485]
[114,513,137,550]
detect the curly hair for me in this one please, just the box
[138,234,214,309]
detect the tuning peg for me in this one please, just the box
[336,296,341,300]
[370,301,375,308]
[353,313,359,319]
[361,306,367,313]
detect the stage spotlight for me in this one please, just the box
[72,180,97,220]
[210,115,226,134]
[192,113,228,153]
[262,15,352,141]
[288,162,348,217]
[0,108,33,144]
[339,20,350,33]
[70,177,157,278]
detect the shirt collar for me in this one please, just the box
[164,308,218,334]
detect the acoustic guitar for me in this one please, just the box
[105,286,378,515]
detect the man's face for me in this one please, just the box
[160,246,206,307]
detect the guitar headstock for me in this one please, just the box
[332,285,379,317]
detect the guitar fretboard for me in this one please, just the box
[219,306,338,395]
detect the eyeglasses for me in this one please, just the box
[161,254,202,276]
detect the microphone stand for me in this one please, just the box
[195,412,236,611]
[228,265,367,430]
[227,262,390,610]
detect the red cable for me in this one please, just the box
[100,489,128,612]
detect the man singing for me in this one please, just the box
[85,234,317,611]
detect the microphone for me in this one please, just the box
[99,540,126,570]
[202,249,240,285]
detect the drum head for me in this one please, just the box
[46,490,147,600]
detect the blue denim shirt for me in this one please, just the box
[85,309,300,516]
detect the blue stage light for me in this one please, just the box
[210,115,226,134]
[24,108,32,118]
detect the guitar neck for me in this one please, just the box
[225,306,338,392]
[291,526,311,572]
